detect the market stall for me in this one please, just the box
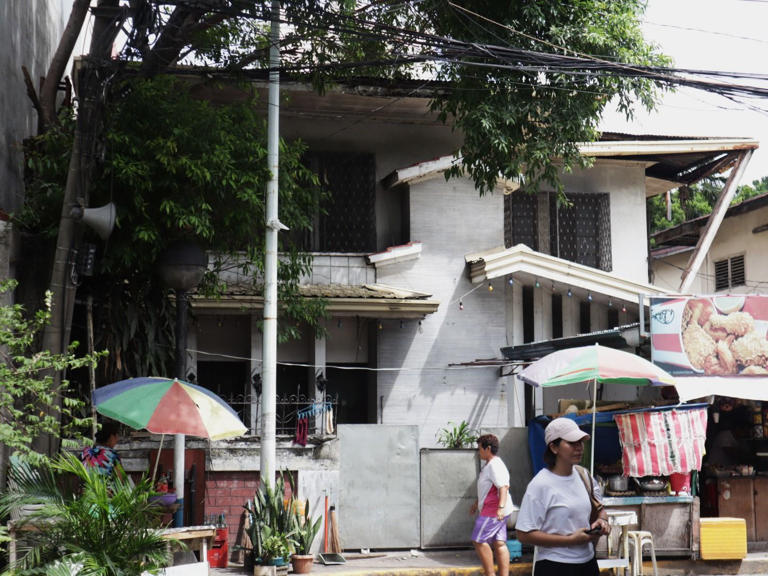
[651,295,768,545]
[528,403,708,558]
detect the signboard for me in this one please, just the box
[651,295,768,376]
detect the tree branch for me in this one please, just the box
[38,0,91,133]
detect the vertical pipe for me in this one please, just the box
[173,289,188,527]
[261,0,281,488]
[590,378,597,476]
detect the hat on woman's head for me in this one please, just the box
[545,417,590,445]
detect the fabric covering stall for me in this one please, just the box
[614,406,708,477]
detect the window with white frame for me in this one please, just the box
[714,255,745,291]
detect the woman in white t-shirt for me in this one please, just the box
[471,434,514,576]
[515,418,609,576]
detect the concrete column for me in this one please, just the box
[313,321,327,434]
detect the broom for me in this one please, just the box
[329,505,342,553]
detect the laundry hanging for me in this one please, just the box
[294,402,333,445]
[294,416,308,446]
[613,407,708,477]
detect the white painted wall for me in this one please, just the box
[376,176,507,447]
[545,159,650,284]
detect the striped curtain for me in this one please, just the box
[613,408,708,477]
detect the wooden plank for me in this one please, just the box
[717,478,755,541]
[754,477,768,541]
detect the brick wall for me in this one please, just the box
[204,471,295,561]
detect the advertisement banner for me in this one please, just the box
[651,295,768,376]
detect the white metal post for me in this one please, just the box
[261,0,281,488]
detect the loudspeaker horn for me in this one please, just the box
[71,202,116,240]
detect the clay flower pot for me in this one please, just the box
[290,554,315,574]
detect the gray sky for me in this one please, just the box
[601,0,768,183]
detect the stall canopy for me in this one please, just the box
[528,403,708,476]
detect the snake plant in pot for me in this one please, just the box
[244,473,297,571]
[290,498,323,574]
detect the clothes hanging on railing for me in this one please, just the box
[293,402,334,442]
[294,416,308,446]
[296,402,332,420]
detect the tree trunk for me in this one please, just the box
[36,0,121,457]
[38,0,91,133]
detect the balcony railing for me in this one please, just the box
[222,392,338,437]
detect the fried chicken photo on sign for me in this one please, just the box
[731,331,768,369]
[682,321,716,371]
[705,311,754,341]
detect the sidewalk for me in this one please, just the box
[209,548,768,576]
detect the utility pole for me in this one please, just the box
[261,0,281,488]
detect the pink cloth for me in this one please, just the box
[613,408,707,476]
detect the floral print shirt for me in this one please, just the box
[80,445,121,476]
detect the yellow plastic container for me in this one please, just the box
[700,517,747,560]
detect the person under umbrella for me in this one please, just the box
[80,420,127,480]
[516,418,609,576]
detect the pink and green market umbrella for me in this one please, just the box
[92,377,247,440]
[517,344,677,473]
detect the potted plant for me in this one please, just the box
[290,498,323,574]
[436,420,478,448]
[244,473,297,574]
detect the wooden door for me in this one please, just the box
[754,477,768,541]
[718,478,755,541]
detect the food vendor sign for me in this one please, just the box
[651,296,768,376]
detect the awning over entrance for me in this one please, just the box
[501,323,641,362]
[191,283,440,319]
[465,243,673,307]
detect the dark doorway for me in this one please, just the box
[326,365,373,424]
[197,361,250,428]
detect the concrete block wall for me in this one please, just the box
[377,176,508,447]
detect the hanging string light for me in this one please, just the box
[535,278,540,288]
[507,276,514,286]
[587,292,593,302]
[418,320,424,334]
[488,282,494,292]
[378,321,383,331]
[567,288,573,297]
[459,300,464,310]
[621,304,627,313]
[608,298,613,308]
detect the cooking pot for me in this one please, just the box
[634,476,667,491]
[607,474,629,492]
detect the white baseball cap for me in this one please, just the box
[545,417,590,445]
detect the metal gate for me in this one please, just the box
[420,448,478,548]
[338,425,420,549]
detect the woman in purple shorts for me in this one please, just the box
[471,434,514,576]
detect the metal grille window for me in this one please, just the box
[504,192,538,249]
[302,152,376,253]
[714,255,746,290]
[550,193,612,271]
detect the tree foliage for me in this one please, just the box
[0,452,169,575]
[0,281,105,465]
[649,176,768,235]
[161,1,671,194]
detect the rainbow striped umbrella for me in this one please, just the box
[518,344,676,473]
[93,377,247,440]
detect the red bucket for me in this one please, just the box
[669,472,691,494]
